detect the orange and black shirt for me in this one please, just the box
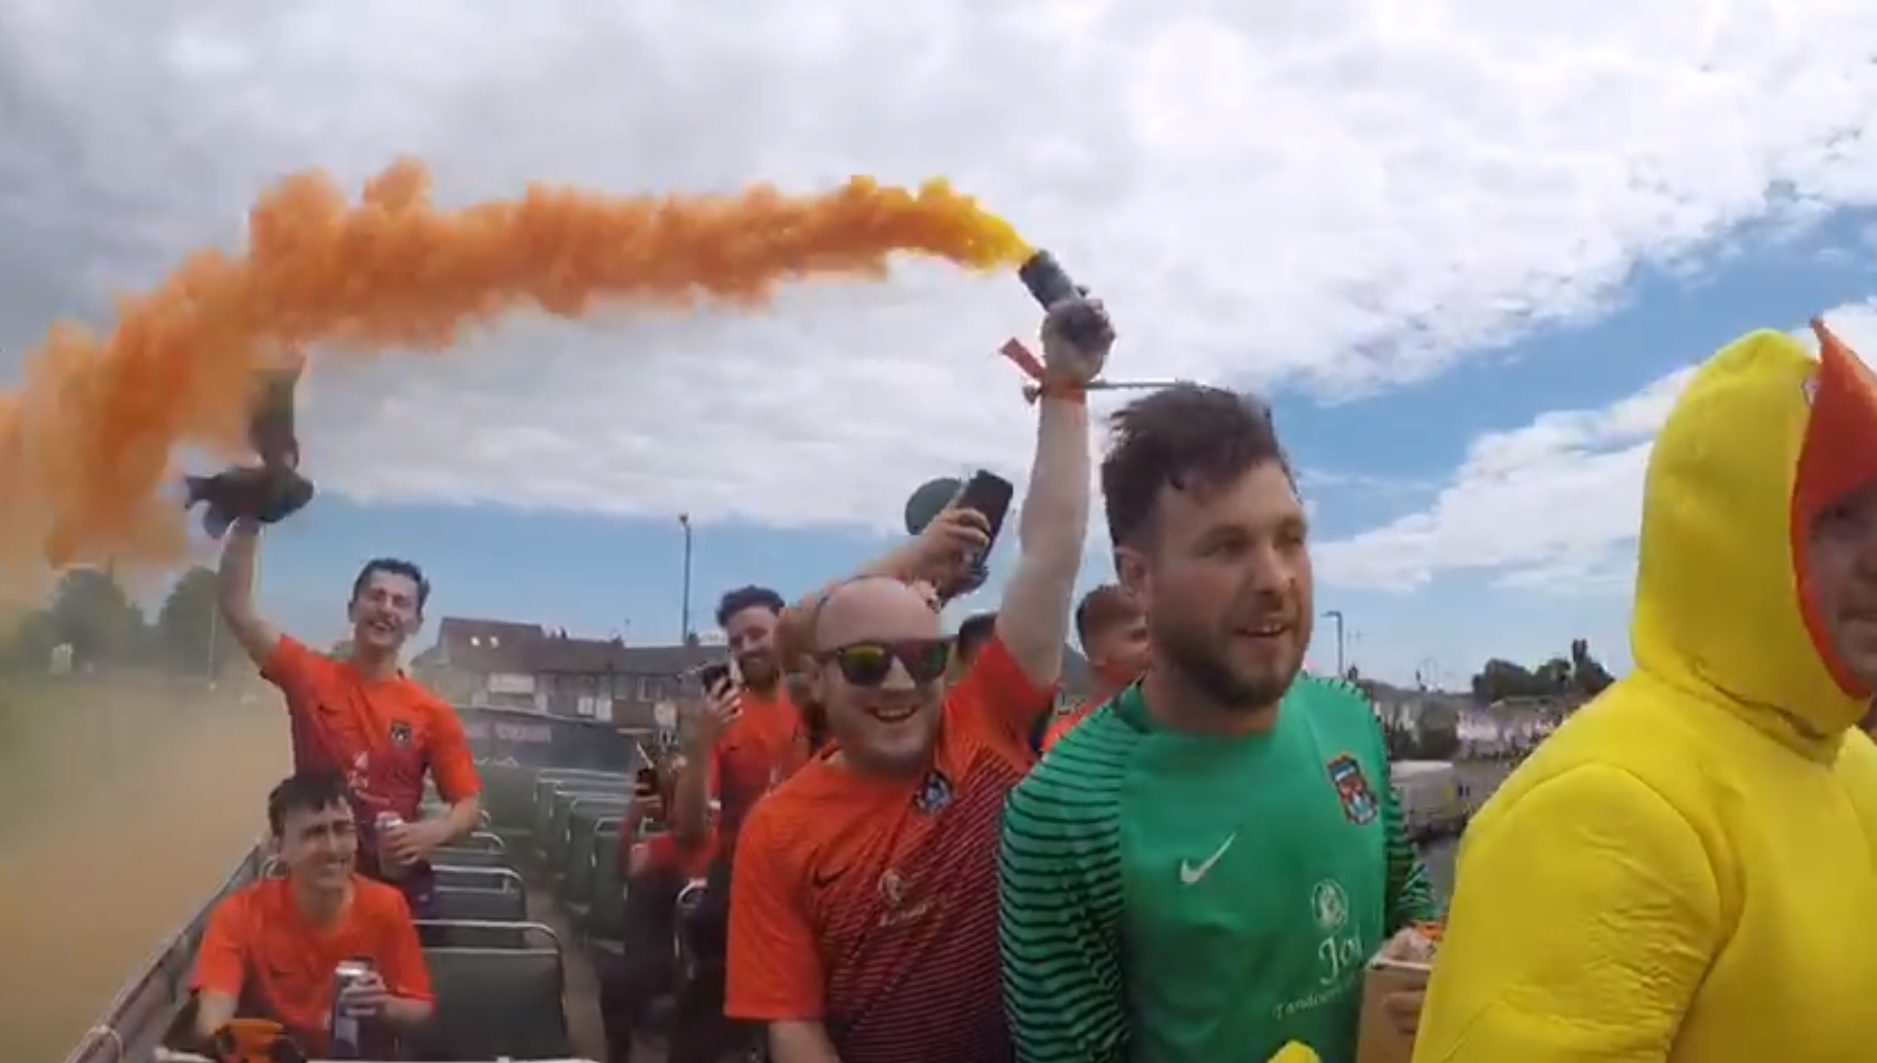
[637,829,720,880]
[1039,699,1097,752]
[725,635,1055,1062]
[191,875,432,1056]
[261,637,480,905]
[706,686,810,856]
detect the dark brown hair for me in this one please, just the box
[266,771,351,836]
[352,558,430,614]
[1100,384,1290,549]
[955,612,998,667]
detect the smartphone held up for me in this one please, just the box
[955,470,1015,549]
[696,660,733,698]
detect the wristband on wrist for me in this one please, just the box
[999,338,1090,406]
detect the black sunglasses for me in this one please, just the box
[820,639,953,687]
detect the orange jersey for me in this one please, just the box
[191,876,432,1055]
[1039,700,1097,752]
[262,636,481,815]
[640,829,719,879]
[726,635,1054,1062]
[708,686,809,852]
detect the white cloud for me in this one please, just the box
[8,1,1877,534]
[1317,298,1877,593]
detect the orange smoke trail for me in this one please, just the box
[0,158,1033,596]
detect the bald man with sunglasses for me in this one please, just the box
[725,295,1109,1063]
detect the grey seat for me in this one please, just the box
[481,762,551,851]
[585,823,626,945]
[415,918,560,951]
[434,865,526,893]
[410,946,571,1060]
[544,789,631,871]
[531,771,632,838]
[461,830,506,853]
[559,800,630,910]
[532,781,630,861]
[432,885,527,923]
[429,846,511,869]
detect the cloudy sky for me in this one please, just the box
[7,0,1877,686]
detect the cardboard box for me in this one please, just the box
[1355,955,1431,1063]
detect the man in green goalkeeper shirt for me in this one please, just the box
[998,385,1439,1063]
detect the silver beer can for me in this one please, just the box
[374,811,406,880]
[330,958,373,1057]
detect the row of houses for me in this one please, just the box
[411,617,724,737]
[1365,681,1573,757]
[413,615,1101,737]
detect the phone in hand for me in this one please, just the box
[696,661,732,697]
[955,470,1015,553]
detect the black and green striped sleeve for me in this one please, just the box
[998,721,1131,1063]
[1345,683,1442,932]
[1381,768,1441,932]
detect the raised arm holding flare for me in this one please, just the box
[215,520,482,919]
[725,295,1109,1063]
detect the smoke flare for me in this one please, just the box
[0,158,1032,596]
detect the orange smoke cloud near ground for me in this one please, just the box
[0,158,1033,596]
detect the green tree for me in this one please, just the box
[1533,656,1572,693]
[1470,658,1537,702]
[0,609,58,674]
[1470,640,1619,706]
[156,567,238,676]
[47,568,145,671]
[1568,638,1616,697]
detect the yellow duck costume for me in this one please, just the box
[1413,321,1877,1063]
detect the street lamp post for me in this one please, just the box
[678,513,694,645]
[1322,609,1346,678]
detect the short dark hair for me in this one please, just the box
[716,585,785,629]
[1101,385,1289,548]
[1075,585,1138,649]
[352,558,431,613]
[955,612,998,666]
[266,771,352,836]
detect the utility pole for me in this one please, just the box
[1322,609,1347,678]
[678,513,694,646]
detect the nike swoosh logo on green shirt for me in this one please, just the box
[1179,832,1236,884]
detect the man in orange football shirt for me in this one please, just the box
[725,289,1111,1063]
[667,584,812,1062]
[602,757,719,1063]
[217,523,483,919]
[1039,583,1150,751]
[191,772,433,1057]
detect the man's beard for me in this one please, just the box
[740,654,780,690]
[1155,619,1297,712]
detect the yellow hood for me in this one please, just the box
[1632,321,1877,753]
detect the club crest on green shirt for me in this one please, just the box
[1310,878,1351,933]
[1324,752,1379,825]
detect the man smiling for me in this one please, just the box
[191,772,433,1057]
[218,522,482,917]
[999,385,1435,1063]
[724,293,1108,1063]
